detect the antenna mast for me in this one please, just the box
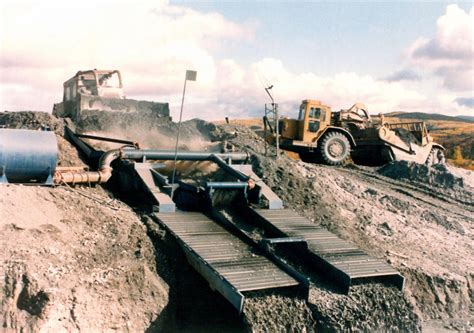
[263,85,279,159]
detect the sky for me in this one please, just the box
[0,0,472,120]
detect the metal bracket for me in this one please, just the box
[44,166,54,186]
[232,165,283,209]
[0,165,8,184]
[134,163,175,212]
[261,237,306,245]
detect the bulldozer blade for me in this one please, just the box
[67,95,171,132]
[80,95,169,115]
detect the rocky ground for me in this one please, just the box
[218,123,473,332]
[0,185,169,332]
[0,111,472,332]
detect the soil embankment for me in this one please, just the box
[1,112,472,331]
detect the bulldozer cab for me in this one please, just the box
[53,69,170,127]
[69,69,124,100]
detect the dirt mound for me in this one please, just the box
[216,123,473,331]
[243,292,315,332]
[309,284,420,332]
[378,161,466,190]
[0,111,63,133]
[0,185,169,331]
[78,111,220,152]
[243,284,420,333]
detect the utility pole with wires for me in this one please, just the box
[263,85,279,159]
[170,69,197,199]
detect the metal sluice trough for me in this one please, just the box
[152,212,302,313]
[63,126,404,310]
[251,208,405,292]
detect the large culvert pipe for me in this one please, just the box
[0,129,57,184]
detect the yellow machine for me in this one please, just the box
[53,69,170,126]
[268,99,356,165]
[265,99,444,166]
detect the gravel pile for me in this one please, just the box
[378,161,465,190]
[309,284,421,332]
[243,291,315,332]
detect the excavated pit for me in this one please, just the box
[216,205,421,332]
[1,111,472,331]
[214,123,473,331]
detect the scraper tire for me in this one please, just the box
[426,147,445,166]
[319,132,351,166]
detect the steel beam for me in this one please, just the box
[134,163,175,212]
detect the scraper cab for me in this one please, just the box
[53,69,170,130]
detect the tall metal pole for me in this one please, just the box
[171,70,196,198]
[265,85,279,159]
[274,103,279,159]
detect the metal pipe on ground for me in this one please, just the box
[121,149,249,163]
[54,149,120,185]
[55,148,249,185]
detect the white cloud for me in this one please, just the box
[407,4,473,91]
[0,1,471,119]
[207,58,429,119]
[0,0,253,113]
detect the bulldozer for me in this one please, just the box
[265,99,444,166]
[53,69,170,130]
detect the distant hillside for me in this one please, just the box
[457,115,474,122]
[384,112,474,123]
